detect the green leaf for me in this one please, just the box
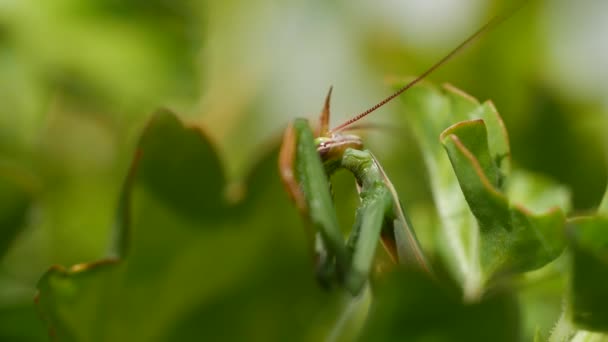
[441,119,567,279]
[443,84,511,177]
[567,216,608,332]
[393,81,569,297]
[37,110,341,341]
[112,109,229,256]
[359,269,520,342]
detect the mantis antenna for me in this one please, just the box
[330,2,528,134]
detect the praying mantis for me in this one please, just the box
[278,4,526,296]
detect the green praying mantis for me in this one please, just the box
[278,5,526,296]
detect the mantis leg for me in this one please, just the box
[279,119,348,285]
[340,149,431,294]
[344,172,392,294]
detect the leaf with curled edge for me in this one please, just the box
[36,110,339,342]
[393,81,569,297]
[441,119,567,285]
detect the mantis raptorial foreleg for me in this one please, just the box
[340,149,395,292]
[341,149,428,272]
[280,118,349,286]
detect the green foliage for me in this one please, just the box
[1,0,201,106]
[0,0,204,157]
[36,111,342,341]
[26,82,607,342]
[392,81,570,299]
[0,9,207,339]
[30,86,608,341]
[0,1,605,341]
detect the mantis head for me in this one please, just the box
[314,86,363,162]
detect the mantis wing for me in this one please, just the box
[369,153,431,274]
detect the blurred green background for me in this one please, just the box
[0,0,607,340]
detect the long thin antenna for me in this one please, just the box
[331,2,527,133]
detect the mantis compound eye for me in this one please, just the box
[316,134,364,162]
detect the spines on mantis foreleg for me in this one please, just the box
[279,119,348,284]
